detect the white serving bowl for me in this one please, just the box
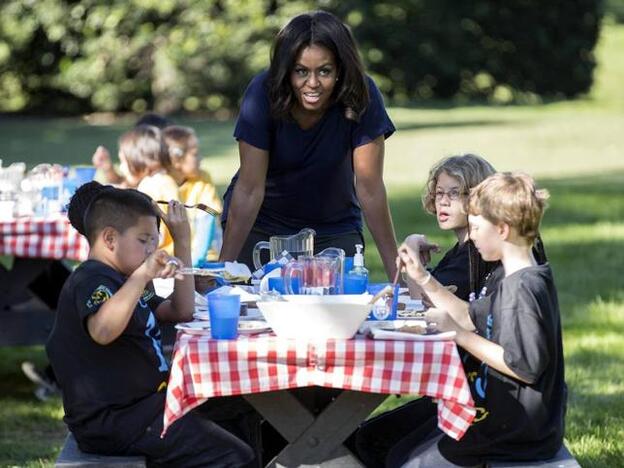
[257,294,373,340]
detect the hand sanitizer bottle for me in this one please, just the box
[344,244,368,294]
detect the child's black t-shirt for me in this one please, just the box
[431,241,471,301]
[439,264,566,464]
[46,260,168,453]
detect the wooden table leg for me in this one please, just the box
[245,389,388,467]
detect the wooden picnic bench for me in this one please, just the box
[56,433,146,468]
[487,444,580,467]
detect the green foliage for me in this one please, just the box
[0,0,604,113]
[606,0,624,22]
[330,0,602,104]
[0,0,315,114]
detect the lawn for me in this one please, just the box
[0,23,622,468]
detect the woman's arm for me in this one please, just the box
[354,135,398,280]
[219,141,269,261]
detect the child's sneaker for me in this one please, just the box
[21,361,61,401]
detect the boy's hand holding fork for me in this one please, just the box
[153,200,195,321]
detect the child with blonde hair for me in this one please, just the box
[162,125,223,264]
[395,173,566,466]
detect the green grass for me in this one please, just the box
[0,23,623,468]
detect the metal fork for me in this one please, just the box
[156,200,221,216]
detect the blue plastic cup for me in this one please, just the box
[208,294,240,339]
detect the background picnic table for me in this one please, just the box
[0,8,623,468]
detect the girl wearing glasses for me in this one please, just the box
[405,154,498,302]
[352,153,497,467]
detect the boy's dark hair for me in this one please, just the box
[68,181,159,245]
[268,10,369,121]
[135,112,173,129]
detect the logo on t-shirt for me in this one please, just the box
[86,285,113,309]
[139,288,155,309]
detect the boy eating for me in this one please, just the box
[397,172,566,466]
[46,182,255,466]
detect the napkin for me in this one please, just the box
[194,291,208,308]
[207,285,260,303]
[223,261,252,282]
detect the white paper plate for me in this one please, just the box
[175,321,211,335]
[193,309,265,322]
[176,320,271,336]
[237,320,272,334]
[370,328,456,341]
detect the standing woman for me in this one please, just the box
[220,10,398,278]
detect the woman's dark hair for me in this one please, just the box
[268,10,369,121]
[68,181,159,245]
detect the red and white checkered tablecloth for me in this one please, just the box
[164,333,476,441]
[0,214,89,261]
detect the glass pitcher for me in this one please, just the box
[316,247,345,294]
[283,254,342,295]
[252,228,315,270]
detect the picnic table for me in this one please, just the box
[0,214,89,346]
[164,332,476,467]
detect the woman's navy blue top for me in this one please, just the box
[222,71,395,236]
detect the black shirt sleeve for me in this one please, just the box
[499,278,550,384]
[74,275,120,335]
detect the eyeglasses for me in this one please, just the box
[434,188,465,201]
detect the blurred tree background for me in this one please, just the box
[0,0,607,115]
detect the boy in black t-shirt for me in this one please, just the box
[46,182,255,466]
[395,173,566,467]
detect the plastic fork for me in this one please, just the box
[156,200,221,216]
